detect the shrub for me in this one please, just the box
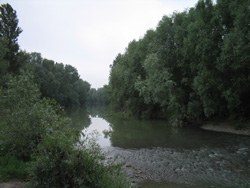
[28,132,131,188]
[0,154,29,181]
[0,71,71,160]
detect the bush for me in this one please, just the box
[28,132,131,188]
[0,154,29,181]
[0,71,71,160]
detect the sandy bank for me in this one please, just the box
[201,122,250,136]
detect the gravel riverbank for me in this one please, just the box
[201,122,250,136]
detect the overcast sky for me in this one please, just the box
[1,0,199,88]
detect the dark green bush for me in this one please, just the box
[0,154,29,181]
[0,71,72,160]
[28,132,131,188]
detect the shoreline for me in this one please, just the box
[200,122,250,136]
[0,181,26,188]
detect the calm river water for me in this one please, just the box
[69,108,250,188]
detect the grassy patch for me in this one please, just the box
[0,154,29,181]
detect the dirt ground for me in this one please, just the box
[0,181,27,188]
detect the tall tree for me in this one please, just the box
[0,38,8,83]
[0,3,22,73]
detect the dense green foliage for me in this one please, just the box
[0,71,72,160]
[0,3,22,74]
[0,154,29,181]
[109,0,250,123]
[29,52,91,108]
[88,85,111,105]
[28,131,130,188]
[0,3,29,87]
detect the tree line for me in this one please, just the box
[29,52,90,108]
[87,85,111,105]
[108,0,250,124]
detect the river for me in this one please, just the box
[68,107,250,188]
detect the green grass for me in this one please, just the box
[0,154,29,181]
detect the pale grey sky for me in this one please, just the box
[1,0,200,88]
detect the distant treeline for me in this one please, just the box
[0,51,91,109]
[108,0,250,123]
[0,3,90,109]
[88,85,111,105]
[29,53,90,108]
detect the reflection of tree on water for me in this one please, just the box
[102,117,250,150]
[103,117,180,149]
[87,105,111,118]
[103,129,112,139]
[67,107,91,130]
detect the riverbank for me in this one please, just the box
[0,181,26,188]
[201,121,250,136]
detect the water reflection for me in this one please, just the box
[87,105,111,118]
[98,116,250,150]
[85,117,111,148]
[108,118,190,149]
[67,107,91,130]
